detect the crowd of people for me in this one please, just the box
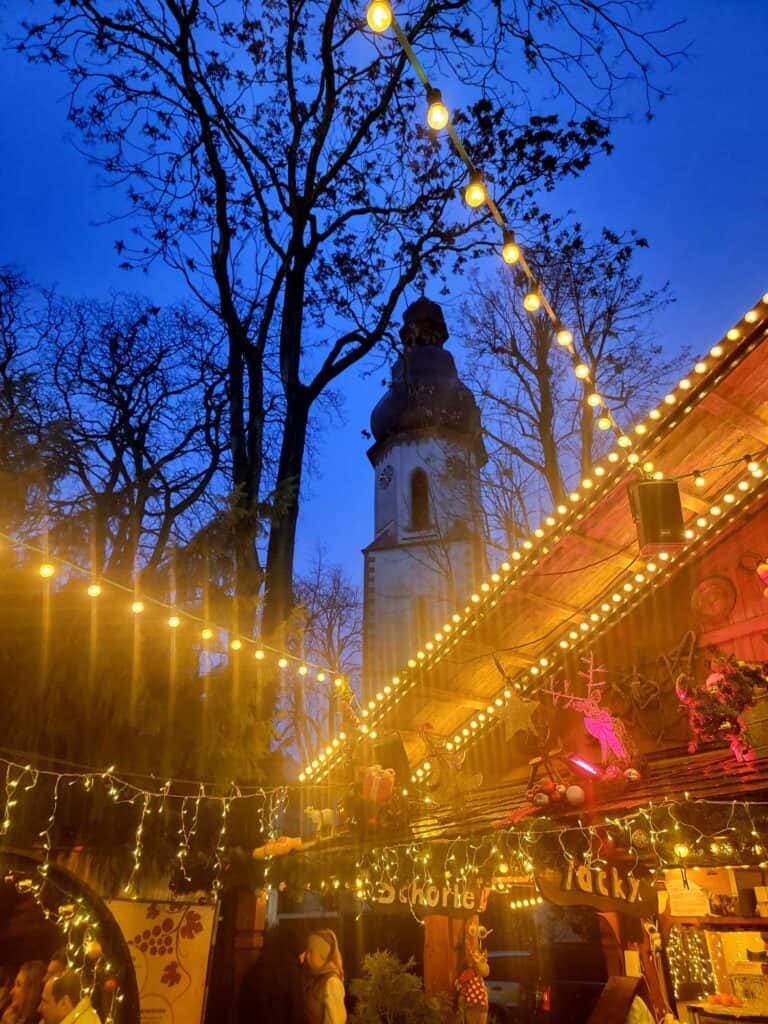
[0,953,100,1024]
[1,928,346,1024]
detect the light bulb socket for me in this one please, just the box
[426,88,449,131]
[522,279,541,312]
[501,229,521,264]
[464,171,486,207]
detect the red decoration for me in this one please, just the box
[362,765,395,804]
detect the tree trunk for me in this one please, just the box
[260,389,310,709]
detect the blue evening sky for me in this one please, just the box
[0,0,766,590]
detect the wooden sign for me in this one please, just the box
[536,862,656,918]
[371,880,489,918]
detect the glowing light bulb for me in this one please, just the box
[131,600,144,614]
[501,231,520,264]
[254,649,265,660]
[587,393,601,407]
[574,363,589,379]
[230,638,242,651]
[201,627,214,640]
[39,563,55,579]
[523,286,541,312]
[426,89,449,130]
[168,615,180,628]
[597,416,611,431]
[464,173,486,208]
[278,657,289,668]
[556,328,572,347]
[366,0,392,32]
[617,435,632,448]
[694,473,706,488]
[87,582,102,598]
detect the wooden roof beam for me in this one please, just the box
[419,686,492,710]
[517,586,583,616]
[703,392,768,446]
[679,489,710,515]
[569,530,635,564]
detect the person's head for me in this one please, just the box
[44,950,67,984]
[37,971,81,1024]
[304,930,343,978]
[10,961,45,1018]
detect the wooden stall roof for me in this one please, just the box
[304,294,768,785]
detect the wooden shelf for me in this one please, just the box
[671,917,768,930]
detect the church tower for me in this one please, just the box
[362,297,487,696]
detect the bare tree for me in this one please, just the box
[0,268,66,529]
[275,549,362,764]
[14,0,683,706]
[39,294,228,576]
[462,222,689,544]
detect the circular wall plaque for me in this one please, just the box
[690,575,737,625]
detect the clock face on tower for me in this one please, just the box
[378,465,394,489]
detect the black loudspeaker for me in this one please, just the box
[371,733,411,781]
[627,479,685,554]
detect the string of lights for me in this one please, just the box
[0,752,284,803]
[0,530,360,712]
[405,450,768,787]
[365,0,633,449]
[301,292,768,782]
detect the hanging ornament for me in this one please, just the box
[545,654,632,770]
[757,560,768,596]
[565,785,585,807]
[630,829,650,851]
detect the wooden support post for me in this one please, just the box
[423,914,471,1017]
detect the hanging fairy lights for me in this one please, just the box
[277,795,768,906]
[0,752,287,900]
[301,294,768,781]
[2,864,124,1022]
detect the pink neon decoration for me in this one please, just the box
[568,755,600,777]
